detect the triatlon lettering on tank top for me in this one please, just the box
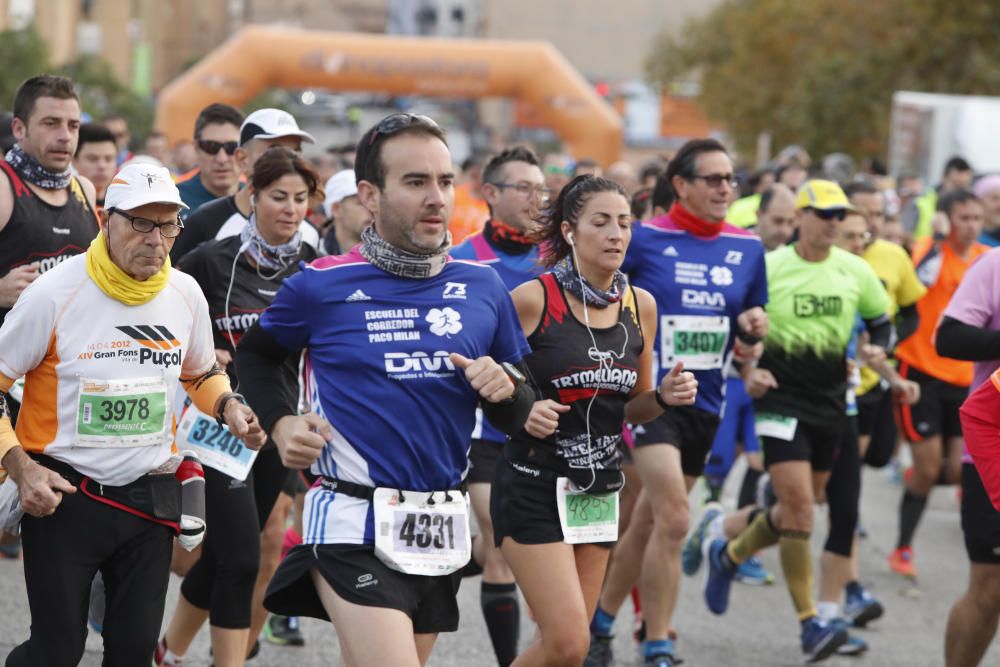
[364,307,422,343]
[556,433,621,470]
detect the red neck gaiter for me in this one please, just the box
[669,202,724,239]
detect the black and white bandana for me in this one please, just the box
[5,143,71,190]
[551,255,627,308]
[359,224,450,279]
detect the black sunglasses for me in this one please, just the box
[367,113,440,146]
[808,207,848,221]
[196,139,238,156]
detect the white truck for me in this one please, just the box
[889,91,1000,180]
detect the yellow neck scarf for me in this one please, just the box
[85,231,170,305]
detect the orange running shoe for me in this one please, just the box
[888,546,916,578]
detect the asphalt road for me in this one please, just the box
[0,462,997,666]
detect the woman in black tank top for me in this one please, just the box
[490,176,697,666]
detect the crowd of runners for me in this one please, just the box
[0,72,999,667]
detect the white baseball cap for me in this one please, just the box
[323,169,359,217]
[104,164,188,211]
[239,108,316,146]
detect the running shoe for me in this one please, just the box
[704,539,735,615]
[799,616,848,663]
[844,583,884,627]
[88,572,105,634]
[828,619,868,656]
[734,555,774,585]
[645,652,681,667]
[888,546,916,578]
[263,614,306,646]
[682,501,722,576]
[583,633,614,667]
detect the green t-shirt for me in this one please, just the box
[757,244,889,422]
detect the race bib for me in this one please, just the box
[373,487,471,576]
[76,377,169,448]
[556,477,619,544]
[660,315,730,370]
[755,412,798,442]
[175,406,258,481]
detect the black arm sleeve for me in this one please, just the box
[935,316,1000,362]
[863,313,893,351]
[235,322,301,435]
[895,303,920,344]
[480,362,535,436]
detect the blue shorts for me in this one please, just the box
[704,376,759,481]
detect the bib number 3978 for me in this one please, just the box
[556,477,620,544]
[76,377,169,448]
[373,488,470,576]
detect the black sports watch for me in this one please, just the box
[216,393,248,427]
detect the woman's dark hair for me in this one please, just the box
[536,174,627,268]
[251,146,324,201]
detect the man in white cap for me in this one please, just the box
[0,164,266,666]
[170,108,319,262]
[321,168,368,255]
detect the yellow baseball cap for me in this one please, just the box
[795,179,853,211]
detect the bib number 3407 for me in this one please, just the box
[373,488,470,576]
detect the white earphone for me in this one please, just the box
[567,231,575,246]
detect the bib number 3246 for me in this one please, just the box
[373,488,470,576]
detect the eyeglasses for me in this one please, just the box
[690,173,739,189]
[808,207,848,221]
[111,209,185,238]
[492,182,552,200]
[196,139,238,156]
[368,113,440,146]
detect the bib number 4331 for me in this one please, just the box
[373,488,470,576]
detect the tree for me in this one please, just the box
[59,55,154,143]
[646,0,1000,162]
[0,25,50,110]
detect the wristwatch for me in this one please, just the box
[216,393,248,427]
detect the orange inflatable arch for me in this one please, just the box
[155,26,623,165]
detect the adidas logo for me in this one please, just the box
[346,289,372,302]
[662,246,679,257]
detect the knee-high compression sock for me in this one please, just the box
[482,582,520,666]
[779,531,817,621]
[739,467,763,509]
[727,508,780,564]
[897,489,928,549]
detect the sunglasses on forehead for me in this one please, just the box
[196,139,238,156]
[807,207,848,221]
[368,113,440,146]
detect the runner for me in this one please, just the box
[72,123,118,212]
[891,188,988,578]
[450,145,548,666]
[587,138,769,667]
[156,148,320,666]
[236,113,536,666]
[937,247,1000,667]
[171,108,318,261]
[321,168,367,256]
[493,174,697,667]
[703,180,890,662]
[175,103,244,213]
[0,163,265,666]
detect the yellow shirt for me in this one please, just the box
[858,239,927,394]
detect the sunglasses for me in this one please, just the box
[691,173,739,189]
[368,113,440,146]
[196,139,238,156]
[808,207,848,221]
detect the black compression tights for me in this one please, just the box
[180,445,287,628]
[824,417,861,557]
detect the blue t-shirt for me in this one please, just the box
[451,231,542,442]
[259,249,530,545]
[177,173,223,213]
[622,213,768,416]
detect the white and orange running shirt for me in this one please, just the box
[0,254,216,486]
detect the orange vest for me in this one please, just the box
[450,183,489,245]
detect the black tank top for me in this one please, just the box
[0,161,99,324]
[508,273,643,488]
